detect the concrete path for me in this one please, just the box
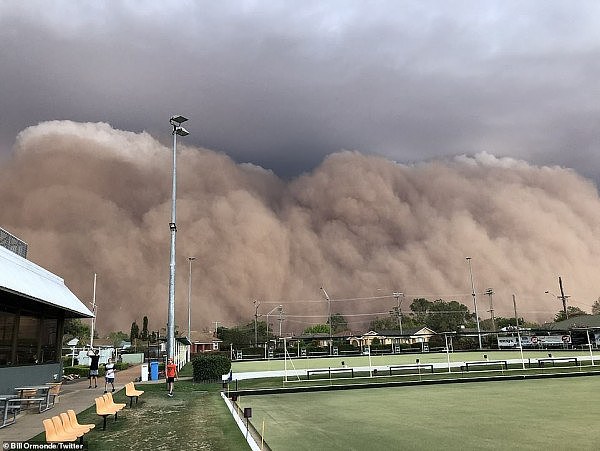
[0,364,147,442]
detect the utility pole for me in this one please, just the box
[558,276,569,319]
[320,287,332,355]
[392,292,404,335]
[466,257,482,349]
[277,306,284,338]
[484,288,495,331]
[253,300,260,347]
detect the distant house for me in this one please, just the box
[189,331,222,354]
[348,327,436,348]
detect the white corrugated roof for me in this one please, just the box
[0,245,93,317]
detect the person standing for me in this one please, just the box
[166,358,178,397]
[104,358,116,393]
[87,348,100,389]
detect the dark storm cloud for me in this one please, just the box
[2,1,600,178]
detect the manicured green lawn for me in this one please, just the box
[31,381,248,450]
[241,376,600,451]
[231,349,598,373]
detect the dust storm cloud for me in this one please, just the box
[1,121,599,334]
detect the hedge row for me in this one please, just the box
[192,354,231,382]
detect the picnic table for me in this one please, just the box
[0,395,22,428]
[13,385,53,412]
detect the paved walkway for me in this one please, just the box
[0,364,148,442]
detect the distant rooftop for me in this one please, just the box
[0,227,27,258]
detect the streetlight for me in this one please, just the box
[466,257,482,349]
[187,256,196,361]
[167,114,189,363]
[265,305,282,358]
[484,288,495,332]
[320,287,332,355]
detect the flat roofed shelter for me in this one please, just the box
[0,243,93,393]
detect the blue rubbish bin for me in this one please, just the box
[150,361,159,381]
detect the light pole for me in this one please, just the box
[265,305,281,359]
[320,287,332,355]
[484,288,495,332]
[167,115,189,362]
[466,257,482,349]
[187,256,195,361]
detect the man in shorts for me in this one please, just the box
[166,358,178,397]
[88,348,100,388]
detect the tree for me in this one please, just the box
[129,321,140,342]
[554,306,587,322]
[408,298,471,332]
[369,316,398,331]
[141,316,149,340]
[327,313,348,333]
[592,298,600,315]
[303,324,330,334]
[63,318,90,344]
[108,331,128,347]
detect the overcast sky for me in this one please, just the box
[2,1,600,179]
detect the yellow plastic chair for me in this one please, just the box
[67,409,95,432]
[43,418,78,443]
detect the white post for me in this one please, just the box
[587,329,594,365]
[445,334,451,373]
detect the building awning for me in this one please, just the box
[0,245,93,318]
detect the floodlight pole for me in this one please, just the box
[265,305,281,359]
[466,257,482,349]
[167,115,189,362]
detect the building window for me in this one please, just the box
[0,311,15,366]
[16,315,40,365]
[40,318,58,363]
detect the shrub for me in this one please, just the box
[192,354,231,382]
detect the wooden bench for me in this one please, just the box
[537,357,578,367]
[307,367,354,379]
[125,382,144,407]
[461,360,508,371]
[389,364,434,375]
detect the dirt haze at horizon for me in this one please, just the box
[1,121,599,334]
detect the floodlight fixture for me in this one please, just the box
[170,115,188,125]
[175,126,189,136]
